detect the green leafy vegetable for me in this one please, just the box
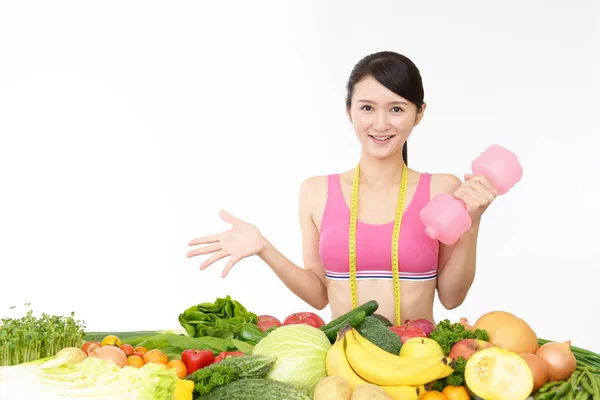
[429,319,489,355]
[0,303,86,366]
[178,295,258,339]
[134,333,254,359]
[251,324,332,394]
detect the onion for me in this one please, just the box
[535,340,577,382]
[458,317,473,331]
[89,345,128,368]
[404,319,436,337]
[520,353,548,392]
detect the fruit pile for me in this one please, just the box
[6,296,600,400]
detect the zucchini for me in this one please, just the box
[465,347,534,400]
[320,300,378,342]
[200,378,312,400]
[238,323,267,344]
[322,311,367,343]
[187,354,275,395]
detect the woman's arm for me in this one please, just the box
[431,173,496,310]
[258,176,329,310]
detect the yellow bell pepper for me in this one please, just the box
[442,385,470,400]
[174,379,194,400]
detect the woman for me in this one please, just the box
[187,51,498,326]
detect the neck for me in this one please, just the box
[357,152,406,186]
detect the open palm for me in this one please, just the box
[187,210,265,277]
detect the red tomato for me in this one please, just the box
[283,312,325,329]
[257,315,282,332]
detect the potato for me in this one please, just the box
[351,384,393,400]
[314,376,352,400]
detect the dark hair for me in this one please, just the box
[345,51,425,165]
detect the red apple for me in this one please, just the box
[283,312,325,329]
[257,315,282,332]
[448,339,494,361]
[390,324,427,343]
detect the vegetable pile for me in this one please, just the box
[0,303,85,366]
[3,296,600,400]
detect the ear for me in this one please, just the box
[413,102,427,127]
[345,99,352,123]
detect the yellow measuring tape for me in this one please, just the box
[349,162,409,326]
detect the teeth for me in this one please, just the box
[372,135,393,141]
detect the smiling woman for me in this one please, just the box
[187,51,500,327]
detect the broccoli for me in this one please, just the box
[428,319,489,355]
[357,316,402,355]
[431,356,467,391]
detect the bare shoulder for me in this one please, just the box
[430,173,463,197]
[299,175,329,212]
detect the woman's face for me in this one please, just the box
[347,75,425,161]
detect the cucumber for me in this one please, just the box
[238,323,267,344]
[187,354,276,395]
[322,311,367,343]
[320,300,378,342]
[200,378,312,400]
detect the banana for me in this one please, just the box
[399,337,445,359]
[350,328,412,366]
[325,334,369,390]
[345,329,456,386]
[380,384,429,400]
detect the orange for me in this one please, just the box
[127,355,144,368]
[143,349,168,365]
[133,346,148,355]
[167,360,188,379]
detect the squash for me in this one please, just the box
[472,311,538,354]
[465,347,534,400]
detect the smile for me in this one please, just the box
[369,135,396,142]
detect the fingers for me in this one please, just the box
[221,254,242,278]
[219,210,241,224]
[187,243,221,258]
[464,175,498,196]
[188,232,226,246]
[199,249,229,270]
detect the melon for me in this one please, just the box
[473,311,538,354]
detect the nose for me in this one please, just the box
[373,111,390,132]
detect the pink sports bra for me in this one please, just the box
[319,173,439,282]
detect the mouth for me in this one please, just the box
[368,134,396,144]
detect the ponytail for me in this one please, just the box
[402,142,408,166]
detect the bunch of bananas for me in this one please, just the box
[326,328,455,400]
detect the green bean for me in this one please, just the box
[573,371,583,389]
[555,382,573,397]
[582,375,595,395]
[583,370,600,399]
[539,381,565,393]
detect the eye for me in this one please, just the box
[391,107,403,113]
[360,105,373,111]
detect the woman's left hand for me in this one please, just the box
[453,173,498,223]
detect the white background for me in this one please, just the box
[1,1,598,352]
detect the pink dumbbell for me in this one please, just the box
[419,145,523,245]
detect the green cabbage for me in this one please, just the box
[251,324,331,393]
